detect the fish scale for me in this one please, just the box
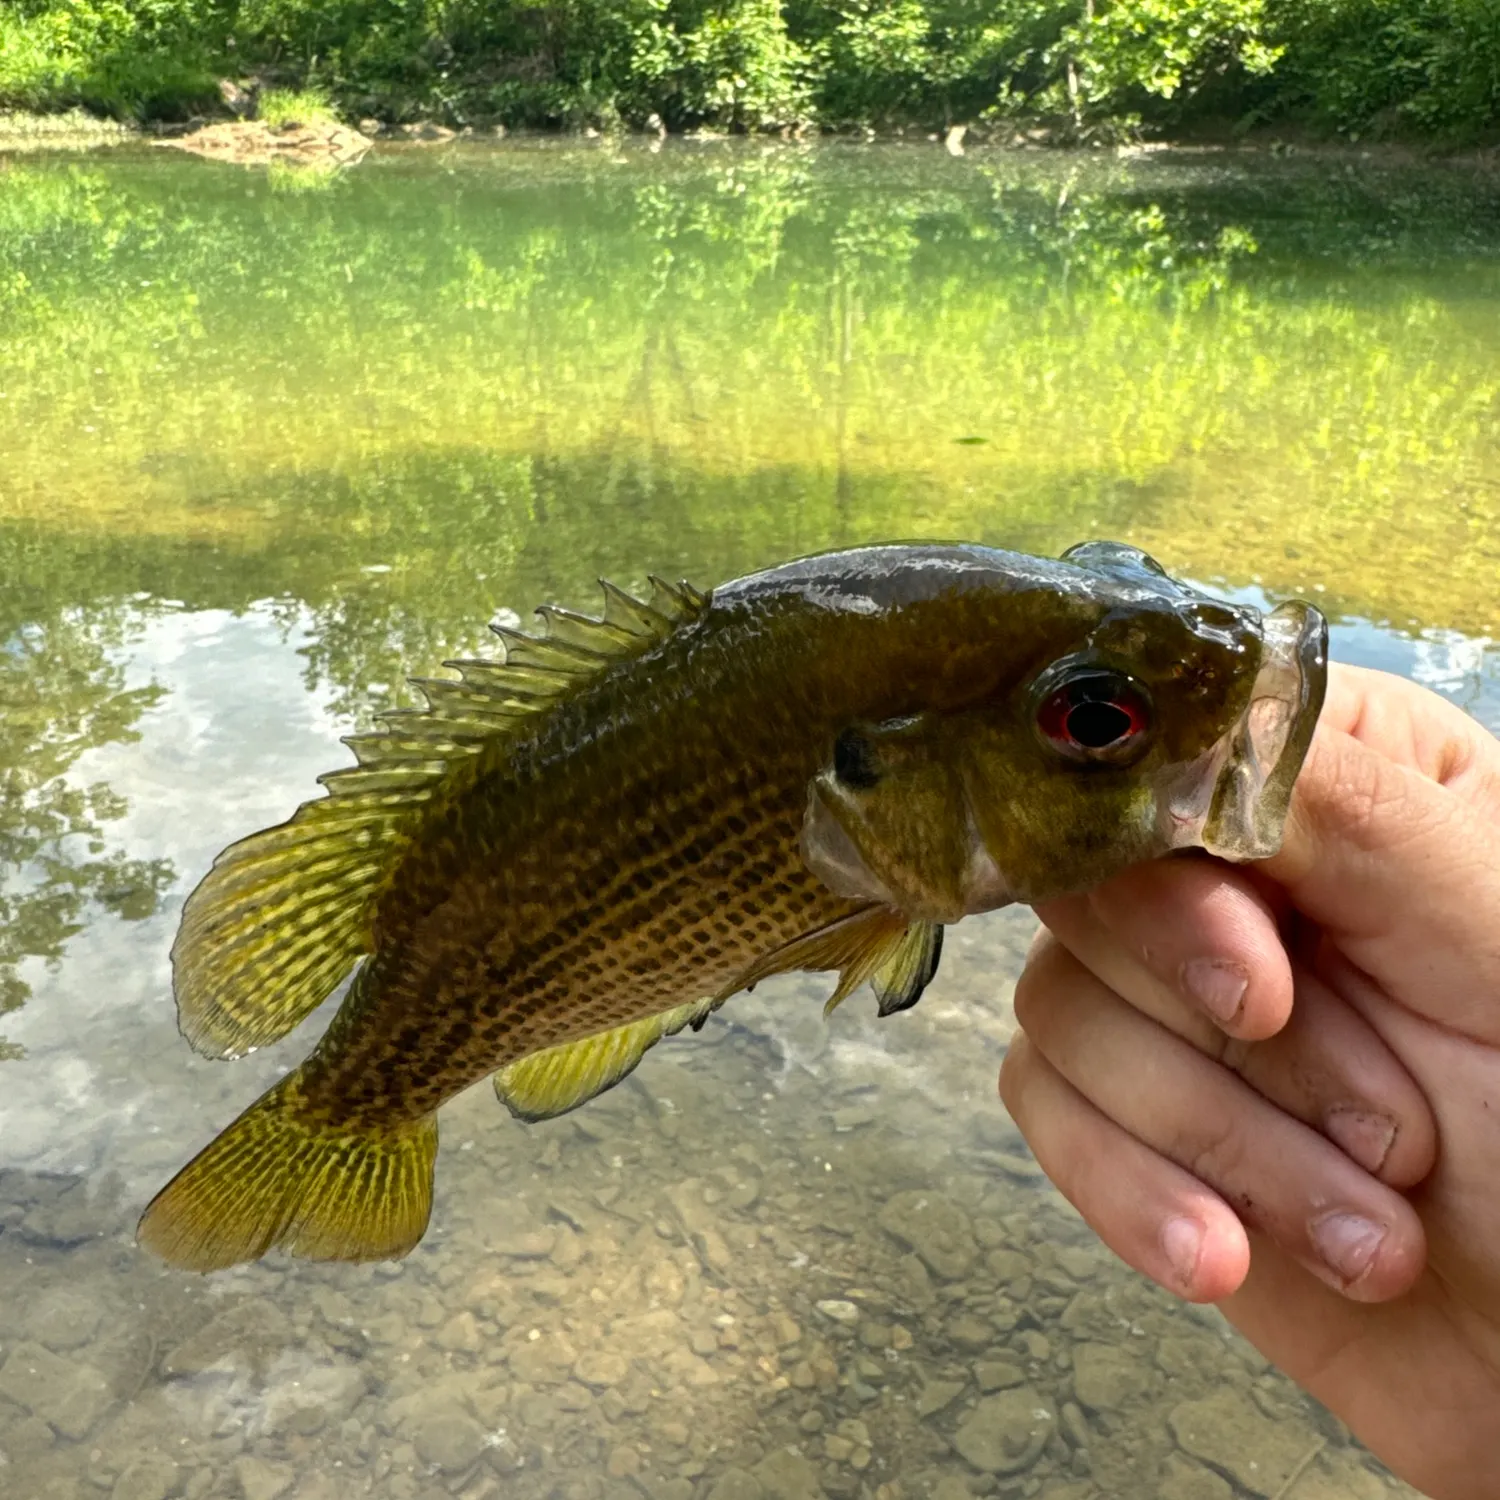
[137,542,1326,1271]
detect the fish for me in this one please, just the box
[137,541,1327,1272]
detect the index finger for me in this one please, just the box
[1263,665,1500,1043]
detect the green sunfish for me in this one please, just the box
[139,541,1327,1271]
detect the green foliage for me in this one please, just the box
[1268,0,1500,141]
[0,1,1497,150]
[0,1,222,118]
[1057,0,1282,114]
[258,84,341,124]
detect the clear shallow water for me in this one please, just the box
[3,137,1499,1500]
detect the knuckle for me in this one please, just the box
[1012,940,1064,1030]
[1172,1105,1250,1190]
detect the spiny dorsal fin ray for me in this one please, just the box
[171,576,708,1060]
[494,997,720,1122]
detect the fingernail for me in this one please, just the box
[1161,1216,1204,1289]
[1180,958,1249,1025]
[1310,1211,1387,1284]
[1324,1106,1397,1175]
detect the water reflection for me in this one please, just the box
[4,139,1499,1500]
[0,599,176,1056]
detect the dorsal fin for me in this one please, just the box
[171,576,708,1061]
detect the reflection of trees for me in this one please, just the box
[0,595,175,1056]
[3,144,1500,760]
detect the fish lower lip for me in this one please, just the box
[1202,600,1329,861]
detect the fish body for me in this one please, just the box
[139,542,1326,1271]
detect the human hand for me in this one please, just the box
[999,663,1500,1500]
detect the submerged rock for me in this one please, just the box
[951,1387,1057,1474]
[876,1191,977,1280]
[0,1341,112,1440]
[1071,1340,1146,1413]
[1167,1389,1319,1497]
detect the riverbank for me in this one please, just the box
[5,107,1498,169]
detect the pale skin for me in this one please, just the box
[1000,663,1500,1500]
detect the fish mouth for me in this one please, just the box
[1198,600,1329,861]
[1158,599,1328,862]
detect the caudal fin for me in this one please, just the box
[137,1074,438,1272]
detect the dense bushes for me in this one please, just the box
[2,0,1497,139]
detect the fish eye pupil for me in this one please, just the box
[833,728,881,789]
[1065,699,1133,749]
[1036,669,1151,763]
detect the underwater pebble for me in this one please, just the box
[436,1312,481,1353]
[753,1448,822,1500]
[946,1314,992,1351]
[930,1477,973,1500]
[877,1192,978,1280]
[769,1314,801,1347]
[1158,1456,1234,1500]
[607,1443,641,1477]
[23,1289,104,1354]
[1016,1331,1050,1362]
[914,1378,966,1419]
[974,1358,1025,1393]
[575,1350,631,1388]
[815,1300,860,1326]
[708,1467,764,1500]
[412,1412,487,1472]
[1071,1341,1145,1413]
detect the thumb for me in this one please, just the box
[1261,665,1500,1042]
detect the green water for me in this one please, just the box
[3,137,1498,1500]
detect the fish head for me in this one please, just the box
[802,543,1328,921]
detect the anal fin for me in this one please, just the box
[494,998,718,1123]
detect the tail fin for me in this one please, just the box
[137,1074,438,1272]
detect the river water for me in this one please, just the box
[3,136,1499,1500]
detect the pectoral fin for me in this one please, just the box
[494,998,718,1122]
[732,908,942,1019]
[871,921,944,1016]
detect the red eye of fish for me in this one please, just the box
[1035,669,1153,764]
